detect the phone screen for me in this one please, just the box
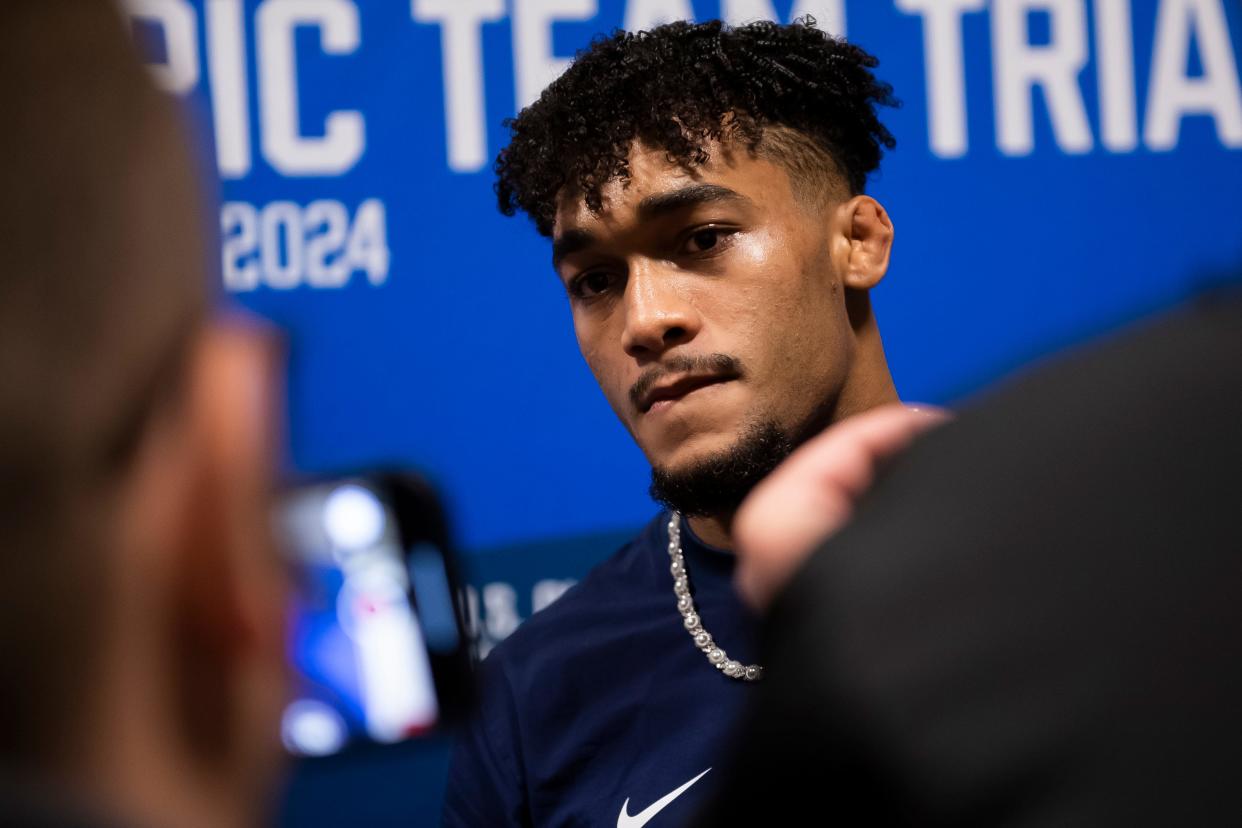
[277,477,462,757]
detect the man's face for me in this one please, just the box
[553,141,860,480]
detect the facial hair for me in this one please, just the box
[644,347,840,518]
[648,418,795,518]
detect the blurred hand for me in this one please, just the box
[734,404,950,611]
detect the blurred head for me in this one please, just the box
[0,2,286,825]
[498,20,901,518]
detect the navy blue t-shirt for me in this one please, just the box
[443,512,761,827]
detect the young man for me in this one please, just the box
[445,19,903,826]
[0,2,289,825]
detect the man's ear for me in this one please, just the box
[170,321,286,762]
[834,195,894,290]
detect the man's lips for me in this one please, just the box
[638,374,734,413]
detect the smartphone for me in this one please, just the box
[276,472,473,757]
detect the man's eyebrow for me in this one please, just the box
[552,228,595,270]
[551,184,747,269]
[636,183,750,219]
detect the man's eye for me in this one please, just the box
[683,227,732,254]
[573,271,618,298]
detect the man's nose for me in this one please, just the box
[619,262,701,360]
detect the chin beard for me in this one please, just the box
[648,419,797,518]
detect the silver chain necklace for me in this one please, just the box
[667,512,764,682]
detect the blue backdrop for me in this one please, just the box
[126,0,1241,823]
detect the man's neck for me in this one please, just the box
[75,628,255,828]
[686,513,734,551]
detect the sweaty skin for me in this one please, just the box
[552,140,900,547]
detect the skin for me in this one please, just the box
[553,139,900,547]
[83,322,288,828]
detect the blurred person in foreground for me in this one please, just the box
[445,17,921,827]
[0,2,288,826]
[697,287,1242,825]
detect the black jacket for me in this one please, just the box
[699,290,1242,826]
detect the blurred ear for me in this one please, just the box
[835,195,894,291]
[171,320,287,762]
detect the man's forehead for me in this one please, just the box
[552,140,780,237]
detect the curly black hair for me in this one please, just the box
[495,18,898,236]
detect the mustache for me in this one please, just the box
[628,353,745,411]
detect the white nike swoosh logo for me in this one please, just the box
[617,768,712,828]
